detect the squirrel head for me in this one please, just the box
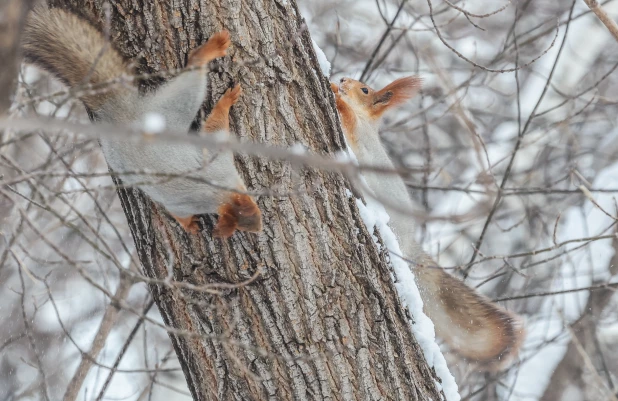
[336,76,422,120]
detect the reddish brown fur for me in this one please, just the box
[203,84,242,132]
[335,76,421,121]
[172,214,200,234]
[330,82,358,142]
[333,74,524,369]
[440,274,524,367]
[371,76,422,118]
[181,83,261,238]
[213,193,262,238]
[213,207,238,238]
[188,30,231,67]
[205,84,262,238]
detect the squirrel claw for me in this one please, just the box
[172,214,200,234]
[188,30,231,66]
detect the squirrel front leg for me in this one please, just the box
[203,84,242,132]
[330,82,357,139]
[142,30,231,133]
[187,31,231,67]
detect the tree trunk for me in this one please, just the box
[0,0,34,226]
[0,0,34,113]
[48,0,445,399]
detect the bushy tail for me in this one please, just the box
[22,7,132,110]
[414,262,524,371]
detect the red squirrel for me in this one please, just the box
[22,7,261,237]
[332,77,524,370]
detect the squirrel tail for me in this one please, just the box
[414,263,524,371]
[22,7,133,111]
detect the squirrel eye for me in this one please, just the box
[361,88,369,94]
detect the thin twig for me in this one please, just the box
[583,0,618,43]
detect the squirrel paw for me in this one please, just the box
[213,193,262,238]
[232,193,262,232]
[330,82,339,94]
[172,214,200,234]
[188,30,231,66]
[203,84,242,133]
[213,209,238,238]
[222,84,242,107]
[215,84,242,110]
[331,82,343,102]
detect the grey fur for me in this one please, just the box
[347,98,523,370]
[24,7,245,218]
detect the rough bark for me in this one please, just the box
[0,0,34,114]
[48,0,445,399]
[0,0,34,227]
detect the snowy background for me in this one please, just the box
[2,0,618,400]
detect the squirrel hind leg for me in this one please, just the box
[213,207,238,238]
[232,193,262,232]
[188,30,231,67]
[172,214,200,235]
[236,213,262,232]
[213,193,262,237]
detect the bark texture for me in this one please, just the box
[0,0,34,227]
[48,0,445,399]
[0,0,34,113]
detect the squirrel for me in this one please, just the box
[21,7,262,237]
[21,5,520,369]
[331,77,524,371]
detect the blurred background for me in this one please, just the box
[2,0,618,400]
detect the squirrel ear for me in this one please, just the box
[373,90,394,105]
[372,76,422,116]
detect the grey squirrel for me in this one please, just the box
[22,7,262,237]
[331,78,524,370]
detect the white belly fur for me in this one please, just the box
[101,138,244,217]
[350,119,422,259]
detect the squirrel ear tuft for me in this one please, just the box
[373,90,394,105]
[373,76,422,109]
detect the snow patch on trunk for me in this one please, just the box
[347,149,460,401]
